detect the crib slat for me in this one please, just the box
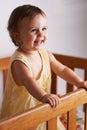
[47,117,57,130]
[84,104,87,130]
[84,70,87,130]
[3,70,8,90]
[67,83,74,93]
[67,109,76,130]
[51,71,57,94]
[0,57,10,90]
[67,67,76,130]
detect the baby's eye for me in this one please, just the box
[42,27,47,31]
[31,29,37,33]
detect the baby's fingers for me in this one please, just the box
[48,95,60,108]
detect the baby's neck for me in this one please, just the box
[17,47,39,56]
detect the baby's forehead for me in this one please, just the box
[18,14,47,28]
[21,14,46,23]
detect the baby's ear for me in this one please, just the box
[12,32,21,43]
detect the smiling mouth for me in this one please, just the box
[34,40,44,46]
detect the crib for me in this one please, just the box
[0,53,87,130]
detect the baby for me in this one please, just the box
[0,4,87,130]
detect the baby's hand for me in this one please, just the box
[40,94,60,108]
[78,81,87,90]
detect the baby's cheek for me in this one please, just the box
[44,35,48,42]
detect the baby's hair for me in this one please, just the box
[7,4,46,46]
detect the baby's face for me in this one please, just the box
[17,14,48,52]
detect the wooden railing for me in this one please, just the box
[0,54,87,130]
[0,88,87,130]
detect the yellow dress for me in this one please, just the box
[0,49,65,130]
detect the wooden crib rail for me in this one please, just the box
[0,88,87,130]
[54,54,87,69]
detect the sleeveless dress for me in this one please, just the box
[0,49,65,130]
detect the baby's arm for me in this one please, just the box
[11,60,60,108]
[48,51,87,90]
[59,67,87,89]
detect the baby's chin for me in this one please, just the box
[33,43,45,50]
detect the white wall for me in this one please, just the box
[0,0,87,109]
[0,0,87,58]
